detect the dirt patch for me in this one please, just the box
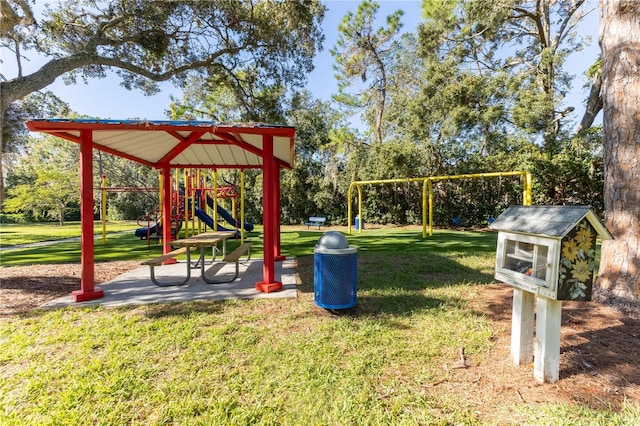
[0,261,141,316]
[1,262,638,420]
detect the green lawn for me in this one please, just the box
[1,225,638,424]
[0,221,140,247]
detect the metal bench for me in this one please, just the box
[305,216,326,229]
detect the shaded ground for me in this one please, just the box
[1,261,639,422]
[0,261,141,315]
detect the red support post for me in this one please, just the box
[256,135,282,292]
[274,167,285,261]
[73,130,103,302]
[161,166,175,262]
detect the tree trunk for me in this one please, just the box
[0,111,5,207]
[595,0,640,307]
[374,54,387,146]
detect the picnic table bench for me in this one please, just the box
[141,247,192,287]
[305,216,326,229]
[141,231,251,286]
[217,242,252,283]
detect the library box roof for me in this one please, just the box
[489,205,612,240]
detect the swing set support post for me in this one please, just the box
[523,171,533,205]
[347,183,364,235]
[422,179,434,238]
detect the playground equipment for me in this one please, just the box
[205,195,254,232]
[180,169,253,243]
[193,205,244,237]
[132,172,184,248]
[100,169,253,247]
[347,171,533,238]
[98,174,162,244]
[134,209,184,247]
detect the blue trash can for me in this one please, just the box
[355,215,364,230]
[314,231,357,310]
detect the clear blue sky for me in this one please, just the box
[2,1,601,128]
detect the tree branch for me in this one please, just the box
[575,68,603,134]
[552,0,587,53]
[0,0,35,37]
[0,45,244,114]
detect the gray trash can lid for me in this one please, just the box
[317,231,349,249]
[315,231,357,254]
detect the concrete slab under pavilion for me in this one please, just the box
[41,258,299,309]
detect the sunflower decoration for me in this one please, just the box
[559,220,597,300]
[575,227,594,251]
[562,239,579,262]
[571,260,592,282]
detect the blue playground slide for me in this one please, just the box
[135,223,157,238]
[205,196,254,232]
[135,221,183,238]
[194,208,240,237]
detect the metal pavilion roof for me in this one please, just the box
[25,119,296,169]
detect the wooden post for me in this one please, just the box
[534,296,563,383]
[511,288,535,365]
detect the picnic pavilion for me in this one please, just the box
[25,119,296,302]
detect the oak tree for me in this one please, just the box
[0,0,325,204]
[3,135,79,225]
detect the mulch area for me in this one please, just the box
[465,284,640,421]
[0,261,141,316]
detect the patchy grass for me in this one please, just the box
[1,288,494,424]
[1,225,638,424]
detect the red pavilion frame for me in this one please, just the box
[26,119,296,301]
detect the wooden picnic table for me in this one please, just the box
[142,230,239,286]
[173,230,236,257]
[172,231,238,284]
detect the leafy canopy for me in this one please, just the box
[1,0,326,113]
